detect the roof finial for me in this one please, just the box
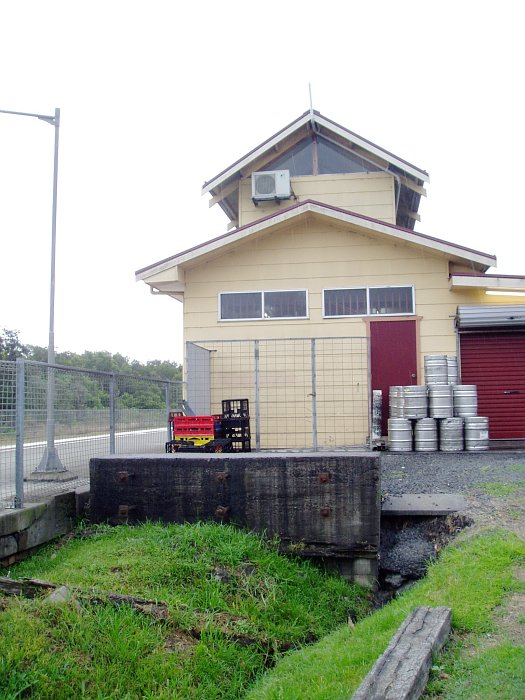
[308,82,317,132]
[308,82,314,117]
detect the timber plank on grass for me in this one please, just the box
[351,606,452,700]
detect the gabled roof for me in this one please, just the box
[136,200,496,297]
[201,110,429,230]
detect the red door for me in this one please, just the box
[370,320,418,435]
[460,331,525,439]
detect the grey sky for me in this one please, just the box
[1,0,523,363]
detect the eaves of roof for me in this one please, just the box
[450,272,525,292]
[136,200,496,281]
[201,110,429,196]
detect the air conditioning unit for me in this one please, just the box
[252,170,291,201]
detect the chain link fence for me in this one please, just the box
[1,338,370,508]
[186,337,370,450]
[0,360,183,508]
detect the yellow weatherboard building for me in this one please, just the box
[137,110,525,448]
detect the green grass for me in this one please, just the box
[477,481,525,497]
[246,530,525,699]
[426,643,525,699]
[2,525,524,699]
[0,522,369,699]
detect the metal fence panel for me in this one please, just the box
[258,338,314,449]
[186,336,370,450]
[0,361,17,507]
[1,338,369,508]
[315,337,370,449]
[0,360,183,508]
[186,343,211,415]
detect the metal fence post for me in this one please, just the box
[15,358,25,508]
[311,338,318,451]
[109,373,116,454]
[254,340,260,450]
[165,382,171,444]
[367,336,373,449]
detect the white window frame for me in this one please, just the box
[322,286,367,318]
[219,289,309,321]
[323,285,415,318]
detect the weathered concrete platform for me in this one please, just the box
[90,452,381,586]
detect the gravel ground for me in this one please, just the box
[379,450,525,583]
[381,450,525,496]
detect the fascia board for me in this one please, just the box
[137,202,495,280]
[201,113,311,195]
[136,207,311,281]
[304,203,493,268]
[169,208,299,265]
[314,114,430,183]
[450,274,525,291]
[136,263,184,283]
[202,113,429,197]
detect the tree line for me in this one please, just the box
[0,328,182,414]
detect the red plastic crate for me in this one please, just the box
[173,416,215,432]
[175,430,215,438]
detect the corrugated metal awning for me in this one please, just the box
[457,304,525,329]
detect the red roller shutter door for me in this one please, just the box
[460,332,525,439]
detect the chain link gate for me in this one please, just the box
[186,337,370,450]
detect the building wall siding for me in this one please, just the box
[179,219,525,447]
[182,219,500,379]
[238,172,396,227]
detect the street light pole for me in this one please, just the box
[0,107,66,474]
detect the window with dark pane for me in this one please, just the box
[369,287,413,315]
[264,290,307,318]
[317,136,381,175]
[262,138,313,176]
[324,288,367,316]
[220,292,262,320]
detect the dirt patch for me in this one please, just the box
[163,629,197,653]
[461,488,525,541]
[494,586,525,646]
[456,491,525,656]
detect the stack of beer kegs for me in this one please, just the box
[387,355,489,452]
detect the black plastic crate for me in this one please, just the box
[231,435,251,452]
[222,398,249,418]
[223,426,250,438]
[223,423,250,440]
[221,416,250,431]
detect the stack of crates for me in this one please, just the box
[171,414,215,447]
[220,399,251,452]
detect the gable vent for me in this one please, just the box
[252,170,291,201]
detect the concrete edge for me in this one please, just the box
[382,493,467,517]
[1,486,90,566]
